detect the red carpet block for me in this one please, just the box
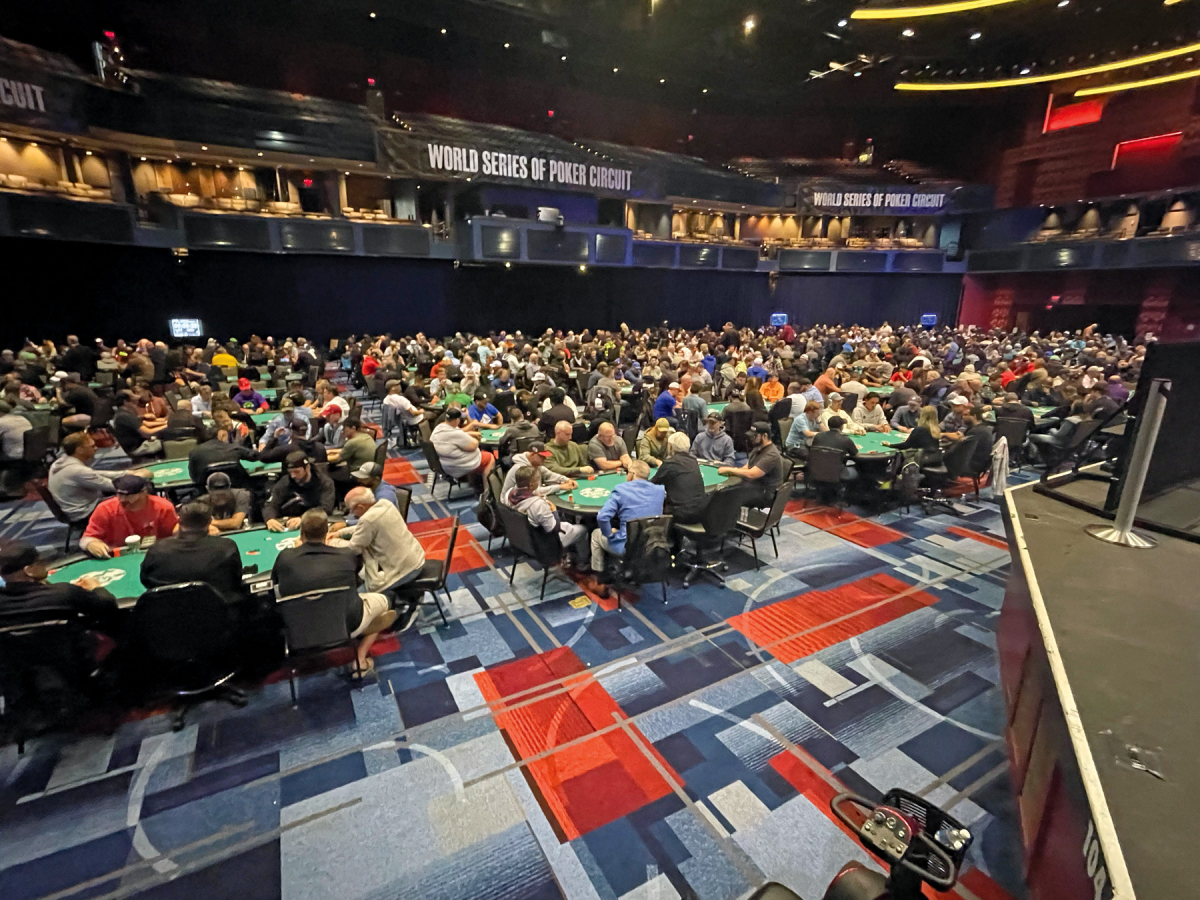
[785,498,831,520]
[475,647,681,841]
[830,519,905,548]
[798,508,861,530]
[383,457,422,486]
[727,573,937,665]
[947,525,1009,551]
[409,517,492,573]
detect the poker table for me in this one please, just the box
[257,388,278,401]
[849,431,901,458]
[707,400,775,417]
[551,463,729,515]
[248,411,278,426]
[425,393,473,410]
[47,527,301,608]
[143,458,280,490]
[477,425,509,447]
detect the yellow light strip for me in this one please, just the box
[851,0,1027,19]
[895,40,1200,90]
[1164,0,1189,6]
[1075,67,1200,95]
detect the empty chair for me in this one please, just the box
[735,480,793,568]
[674,487,745,588]
[393,513,460,626]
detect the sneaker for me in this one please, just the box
[394,603,421,633]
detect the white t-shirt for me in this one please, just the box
[383,392,423,424]
[431,422,482,477]
[0,413,32,458]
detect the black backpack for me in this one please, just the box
[475,470,506,537]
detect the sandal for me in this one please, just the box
[352,657,376,679]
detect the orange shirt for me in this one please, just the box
[760,381,784,403]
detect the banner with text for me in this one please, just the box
[423,142,635,193]
[800,185,951,215]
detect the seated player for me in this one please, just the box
[80,474,179,558]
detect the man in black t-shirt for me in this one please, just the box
[651,433,709,524]
[110,390,166,458]
[811,416,859,482]
[717,422,789,506]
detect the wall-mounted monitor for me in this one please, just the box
[770,313,789,327]
[169,318,203,339]
[920,313,939,327]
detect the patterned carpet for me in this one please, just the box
[0,425,1029,900]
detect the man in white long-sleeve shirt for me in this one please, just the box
[329,487,426,596]
[504,467,589,568]
[851,394,892,433]
[47,432,128,521]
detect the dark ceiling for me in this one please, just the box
[6,0,1199,176]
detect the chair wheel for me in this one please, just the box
[720,564,729,572]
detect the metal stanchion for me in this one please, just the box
[1086,377,1171,549]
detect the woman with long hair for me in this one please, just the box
[888,404,942,466]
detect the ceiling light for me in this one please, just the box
[613,67,619,73]
[659,77,666,83]
[238,166,244,171]
[85,150,92,155]
[853,0,1027,18]
[504,42,510,48]
[1075,65,1200,95]
[561,55,567,61]
[901,28,916,37]
[702,87,709,92]
[837,18,849,27]
[743,15,758,34]
[505,261,512,268]
[579,264,587,272]
[201,145,208,150]
[1020,67,1031,74]
[140,156,147,161]
[440,28,447,34]
[369,11,376,17]
[257,151,264,156]
[854,71,863,76]
[895,38,1200,89]
[970,31,982,39]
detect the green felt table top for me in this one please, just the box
[849,431,902,457]
[143,458,279,489]
[425,393,474,409]
[477,425,509,447]
[47,527,301,606]
[551,463,728,514]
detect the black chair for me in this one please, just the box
[1037,418,1105,480]
[419,440,467,500]
[840,394,859,416]
[674,487,745,587]
[736,480,793,568]
[0,426,51,498]
[918,436,983,510]
[276,586,364,705]
[724,409,753,454]
[620,423,639,459]
[394,513,460,626]
[492,391,517,419]
[992,416,1032,471]
[804,446,850,506]
[607,515,673,605]
[496,503,563,602]
[373,439,388,470]
[35,482,92,553]
[394,485,412,521]
[677,407,700,441]
[199,459,253,491]
[125,582,248,730]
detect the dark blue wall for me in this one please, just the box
[0,237,962,347]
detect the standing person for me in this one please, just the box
[80,475,179,558]
[589,460,665,584]
[47,432,128,521]
[273,509,402,676]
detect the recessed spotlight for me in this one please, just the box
[837,18,848,27]
[702,87,709,93]
[1020,67,1031,74]
[561,55,567,61]
[140,156,147,161]
[257,151,264,156]
[1058,0,1069,6]
[238,166,244,171]
[579,264,588,273]
[200,145,208,150]
[854,71,862,76]
[440,27,447,34]
[85,150,92,155]
[369,11,376,17]
[901,27,915,37]
[970,31,982,40]
[613,67,619,73]
[504,42,510,48]
[743,15,757,34]
[505,261,512,268]
[659,77,666,83]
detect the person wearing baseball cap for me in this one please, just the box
[79,474,179,558]
[263,450,335,532]
[637,418,673,468]
[197,470,253,532]
[939,395,971,439]
[499,441,575,505]
[231,377,268,413]
[0,539,122,649]
[652,381,681,425]
[348,461,399,515]
[717,421,789,507]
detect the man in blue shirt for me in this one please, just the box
[258,398,313,450]
[490,366,515,392]
[746,357,769,380]
[347,462,400,519]
[590,460,665,574]
[467,392,504,427]
[652,382,681,423]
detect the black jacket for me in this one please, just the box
[651,454,709,524]
[0,581,120,634]
[995,403,1034,425]
[140,532,247,603]
[811,430,859,458]
[272,542,363,632]
[188,438,257,487]
[262,469,336,521]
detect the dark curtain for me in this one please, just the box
[766,273,963,329]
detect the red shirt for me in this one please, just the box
[1000,370,1017,387]
[82,494,179,549]
[362,357,380,377]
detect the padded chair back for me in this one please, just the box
[840,393,858,416]
[493,391,516,417]
[419,440,448,478]
[1064,418,1104,452]
[497,503,560,566]
[23,427,50,463]
[201,459,252,490]
[699,486,745,539]
[35,481,74,526]
[425,514,462,589]
[277,586,355,653]
[373,440,388,470]
[677,407,700,441]
[394,485,412,521]
[129,582,233,665]
[992,417,1030,460]
[805,446,847,485]
[618,515,674,584]
[942,436,978,479]
[620,424,639,459]
[763,480,793,532]
[164,438,197,460]
[724,409,753,453]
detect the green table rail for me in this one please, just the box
[551,463,728,515]
[849,431,902,458]
[425,393,474,410]
[143,458,280,490]
[47,527,301,607]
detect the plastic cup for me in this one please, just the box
[124,535,140,554]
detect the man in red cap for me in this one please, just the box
[231,377,268,412]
